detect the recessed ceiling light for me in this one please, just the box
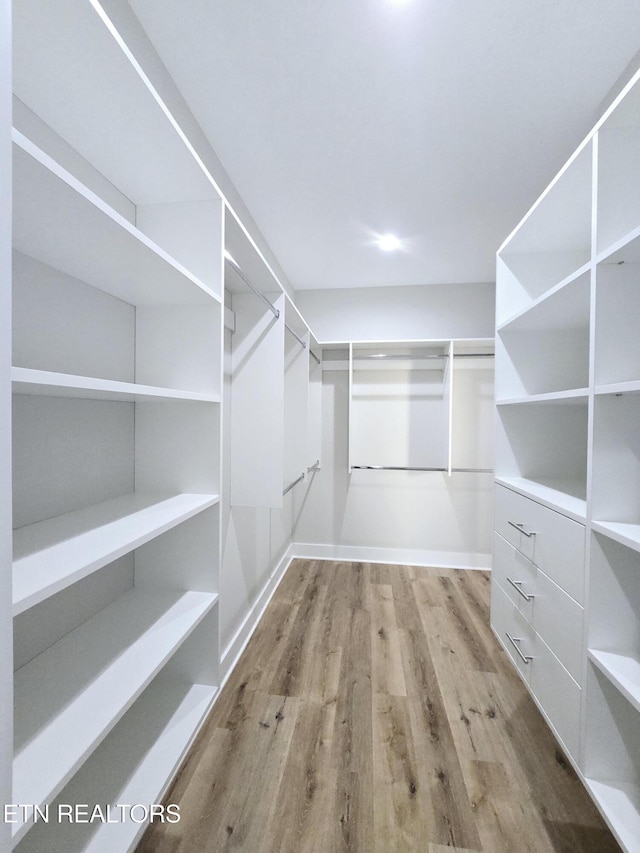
[376,234,402,252]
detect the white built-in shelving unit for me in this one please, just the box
[0,1,333,849]
[494,66,640,853]
[3,4,329,844]
[0,1,12,848]
[8,1,225,850]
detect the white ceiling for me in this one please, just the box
[129,0,640,291]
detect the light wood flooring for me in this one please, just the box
[138,560,619,852]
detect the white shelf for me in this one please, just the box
[13,131,220,307]
[16,679,216,853]
[588,649,640,714]
[12,0,216,207]
[596,223,640,265]
[13,492,219,615]
[11,367,221,404]
[497,263,591,332]
[12,587,218,844]
[494,476,587,522]
[596,380,640,397]
[586,779,640,853]
[496,389,589,405]
[591,520,640,555]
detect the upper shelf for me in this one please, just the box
[13,132,220,306]
[224,209,284,298]
[13,0,216,206]
[596,78,640,257]
[497,266,591,333]
[13,492,220,615]
[352,341,450,373]
[496,143,592,326]
[12,367,221,404]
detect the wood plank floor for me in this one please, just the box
[138,560,619,853]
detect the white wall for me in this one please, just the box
[0,0,12,844]
[296,281,495,342]
[292,368,493,568]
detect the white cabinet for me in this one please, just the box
[494,67,640,853]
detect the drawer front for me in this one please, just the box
[493,531,536,621]
[491,579,535,683]
[534,570,584,685]
[530,634,581,761]
[494,484,586,603]
[493,533,584,683]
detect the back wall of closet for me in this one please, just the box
[292,284,495,569]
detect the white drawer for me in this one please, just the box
[534,570,584,685]
[494,484,586,603]
[493,531,536,621]
[530,633,581,761]
[491,579,535,683]
[492,578,581,763]
[493,533,584,684]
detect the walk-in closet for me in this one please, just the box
[1,1,640,851]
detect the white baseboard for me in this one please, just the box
[219,544,295,683]
[291,541,492,570]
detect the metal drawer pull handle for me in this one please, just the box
[508,520,536,537]
[506,632,533,663]
[506,576,535,601]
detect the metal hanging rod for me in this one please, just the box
[350,466,492,473]
[352,465,446,471]
[307,460,320,472]
[285,323,307,349]
[283,471,306,496]
[352,352,493,361]
[225,254,318,359]
[225,253,280,320]
[309,350,321,366]
[354,353,447,361]
[451,467,493,473]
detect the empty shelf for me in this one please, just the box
[585,779,640,853]
[596,222,640,264]
[16,679,216,852]
[13,586,218,844]
[497,262,591,331]
[13,131,220,307]
[497,389,589,405]
[588,649,640,713]
[591,520,640,555]
[13,493,220,615]
[595,380,640,396]
[12,367,220,403]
